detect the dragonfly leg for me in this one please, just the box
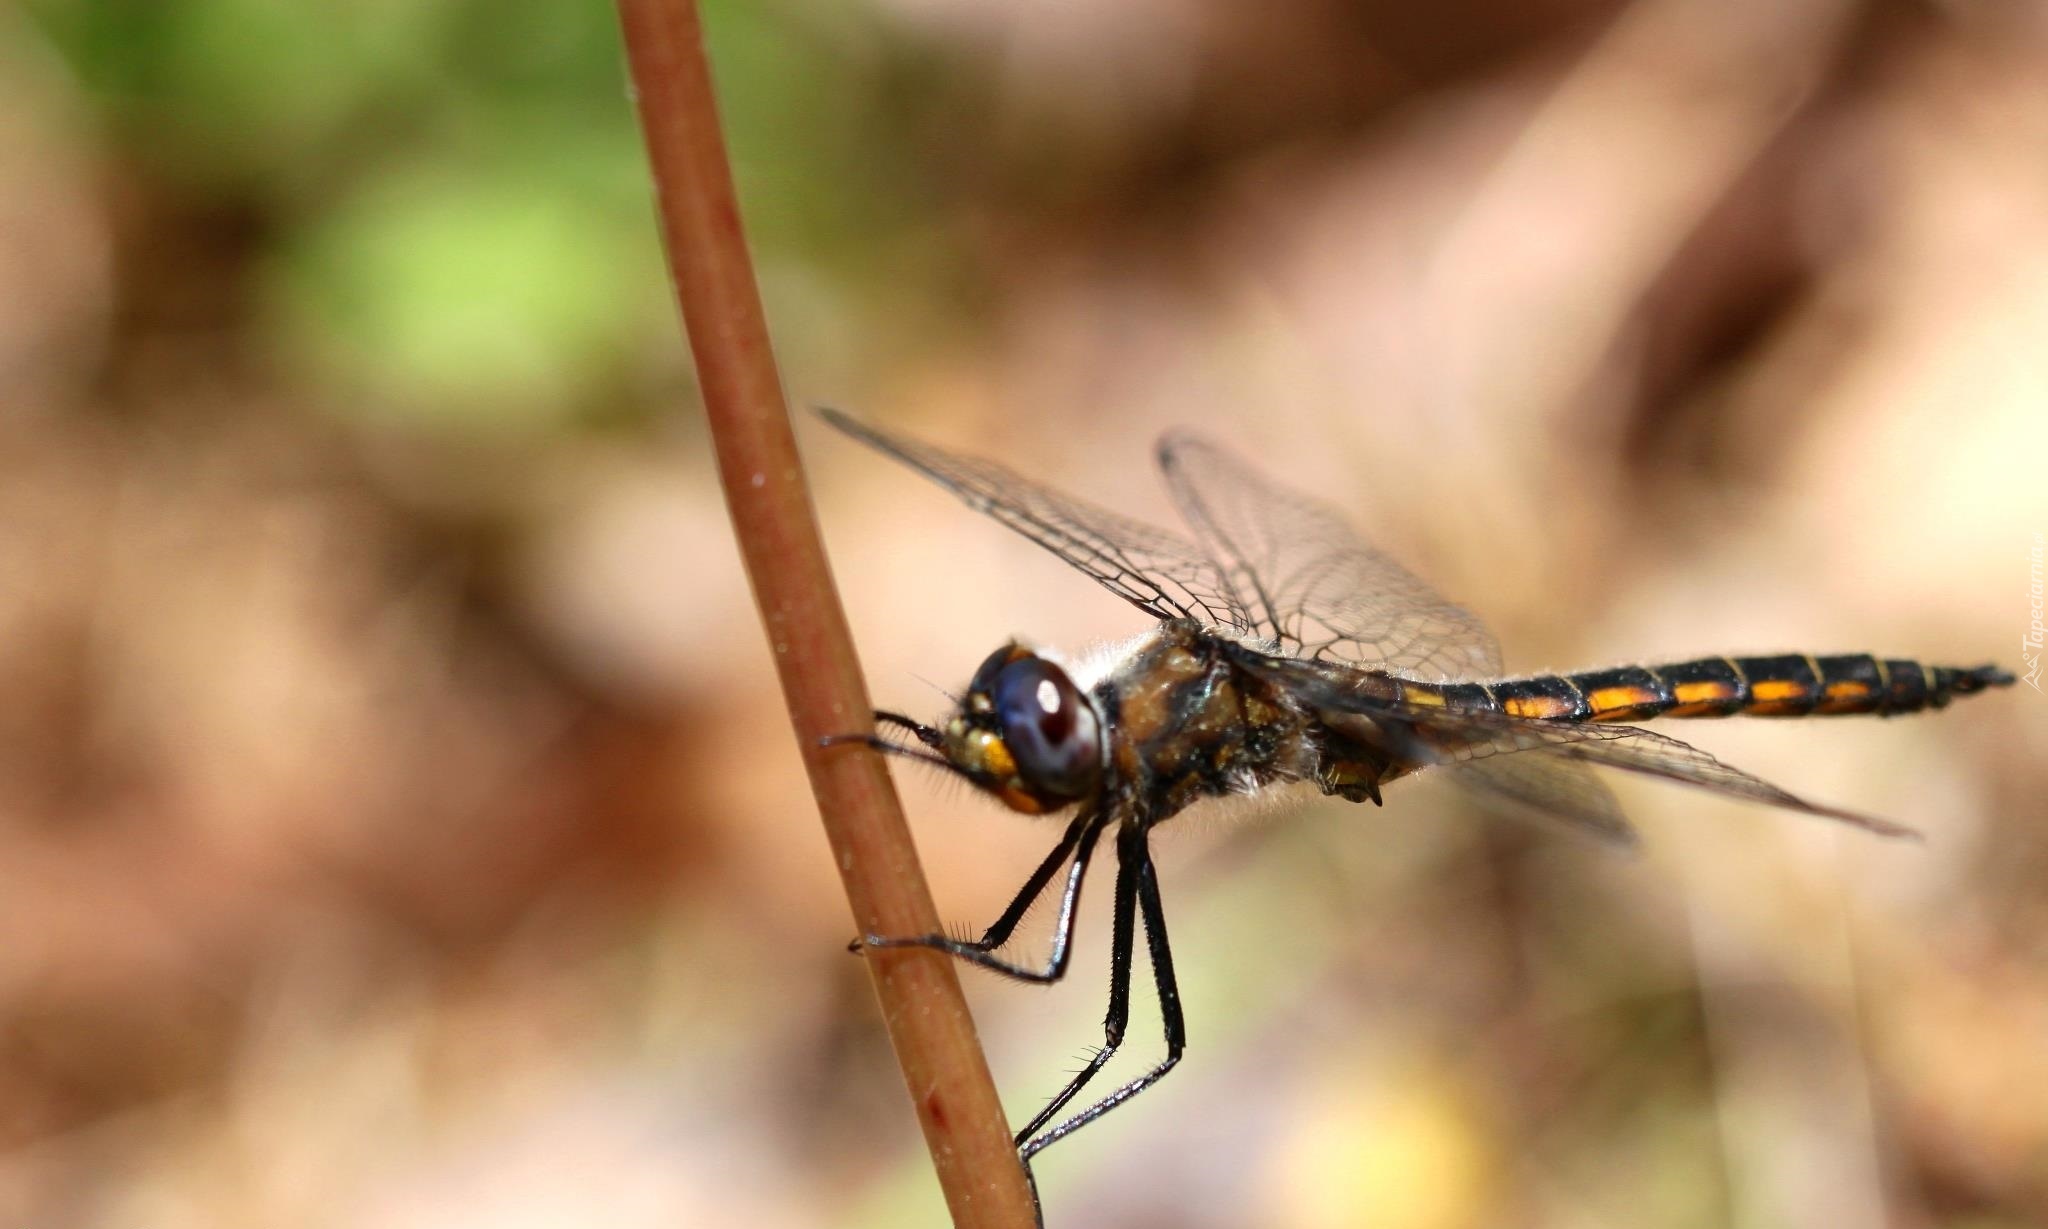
[1019,823,1185,1160]
[865,809,1107,983]
[1011,819,1142,1144]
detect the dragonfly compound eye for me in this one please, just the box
[991,656,1102,801]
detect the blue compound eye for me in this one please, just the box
[991,656,1102,800]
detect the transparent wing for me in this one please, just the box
[1446,753,1641,847]
[1158,433,1503,680]
[1236,651,1918,840]
[1382,705,1915,838]
[821,409,1253,630]
[1406,707,1916,838]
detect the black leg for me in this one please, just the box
[867,809,1107,984]
[1022,1157,1046,1229]
[1019,824,1184,1161]
[1010,819,1142,1145]
[873,710,944,749]
[973,809,1096,953]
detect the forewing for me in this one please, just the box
[822,409,1253,630]
[1447,753,1640,847]
[1158,433,1503,680]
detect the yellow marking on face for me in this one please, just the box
[1674,680,1736,705]
[999,787,1048,814]
[952,730,1045,812]
[1502,695,1573,719]
[1750,678,1808,703]
[950,724,1017,780]
[1587,685,1660,714]
[977,735,1017,782]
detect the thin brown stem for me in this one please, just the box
[612,2,1036,1225]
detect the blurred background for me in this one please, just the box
[1,0,2044,1226]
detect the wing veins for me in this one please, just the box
[821,409,1253,630]
[1158,433,1505,679]
[1233,650,1917,840]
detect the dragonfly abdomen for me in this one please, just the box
[1478,654,2012,722]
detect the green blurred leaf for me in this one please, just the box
[27,0,446,183]
[265,157,665,432]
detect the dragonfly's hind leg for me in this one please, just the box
[1011,818,1144,1145]
[1019,822,1186,1160]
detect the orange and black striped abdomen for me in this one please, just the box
[1479,654,2013,722]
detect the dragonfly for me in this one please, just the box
[819,407,2011,1166]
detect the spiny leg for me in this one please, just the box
[1021,823,1184,1161]
[974,809,1097,954]
[1012,819,1143,1146]
[866,809,1107,983]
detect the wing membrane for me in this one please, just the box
[1158,434,1502,680]
[822,410,1252,630]
[1447,753,1640,847]
[1411,706,1915,838]
[1236,651,1918,840]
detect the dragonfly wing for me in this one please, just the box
[1157,432,1504,680]
[822,409,1254,630]
[1520,722,1918,839]
[1446,753,1641,847]
[1415,709,1917,839]
[1235,649,1918,840]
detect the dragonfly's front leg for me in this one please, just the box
[864,808,1107,984]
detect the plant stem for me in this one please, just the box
[612,2,1037,1225]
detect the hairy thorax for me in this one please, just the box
[1093,622,1319,822]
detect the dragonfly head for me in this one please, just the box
[946,643,1106,814]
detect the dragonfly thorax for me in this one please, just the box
[1089,622,1326,821]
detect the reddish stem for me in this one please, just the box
[613,2,1036,1225]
